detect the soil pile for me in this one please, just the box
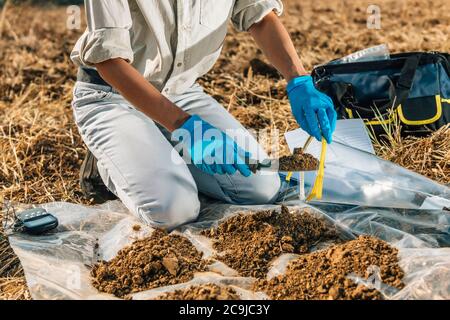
[202,206,338,278]
[91,229,208,298]
[155,284,240,300]
[278,148,319,171]
[255,236,405,300]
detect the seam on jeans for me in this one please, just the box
[80,130,164,227]
[79,121,131,193]
[93,141,130,189]
[223,173,239,198]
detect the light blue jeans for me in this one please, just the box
[72,82,281,229]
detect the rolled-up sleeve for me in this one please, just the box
[232,0,284,32]
[71,0,134,66]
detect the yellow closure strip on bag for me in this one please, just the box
[285,171,293,182]
[441,97,450,104]
[306,138,327,202]
[345,108,354,118]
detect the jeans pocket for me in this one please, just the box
[72,86,113,109]
[72,87,114,126]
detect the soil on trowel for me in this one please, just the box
[155,284,241,300]
[278,148,319,171]
[254,236,405,300]
[91,229,208,298]
[201,206,339,278]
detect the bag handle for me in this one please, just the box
[391,53,422,108]
[330,54,422,114]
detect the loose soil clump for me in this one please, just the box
[202,206,339,278]
[278,148,319,171]
[91,229,208,298]
[155,284,240,300]
[255,236,405,300]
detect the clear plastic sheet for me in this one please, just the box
[293,140,450,209]
[328,44,390,64]
[306,201,450,299]
[7,201,153,300]
[7,199,450,300]
[130,273,268,300]
[308,203,450,248]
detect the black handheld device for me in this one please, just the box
[14,208,59,235]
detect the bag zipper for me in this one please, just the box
[314,52,443,76]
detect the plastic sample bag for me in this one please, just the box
[308,203,450,248]
[6,201,155,300]
[328,44,391,65]
[130,273,268,300]
[284,139,450,210]
[7,199,450,300]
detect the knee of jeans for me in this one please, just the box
[236,173,281,204]
[136,190,200,230]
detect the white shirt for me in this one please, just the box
[71,0,283,96]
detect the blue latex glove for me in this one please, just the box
[175,115,252,177]
[287,75,337,143]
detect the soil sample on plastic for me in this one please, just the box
[278,148,319,171]
[201,206,339,278]
[91,229,208,298]
[155,284,240,300]
[254,236,405,300]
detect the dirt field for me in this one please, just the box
[0,0,449,299]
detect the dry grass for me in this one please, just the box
[0,3,87,300]
[0,0,449,299]
[374,123,450,184]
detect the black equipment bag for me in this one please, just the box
[311,52,450,137]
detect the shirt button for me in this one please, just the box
[164,88,169,94]
[177,62,183,67]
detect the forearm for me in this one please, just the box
[95,58,190,132]
[249,12,308,81]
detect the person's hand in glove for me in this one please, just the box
[174,115,253,177]
[287,75,337,143]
